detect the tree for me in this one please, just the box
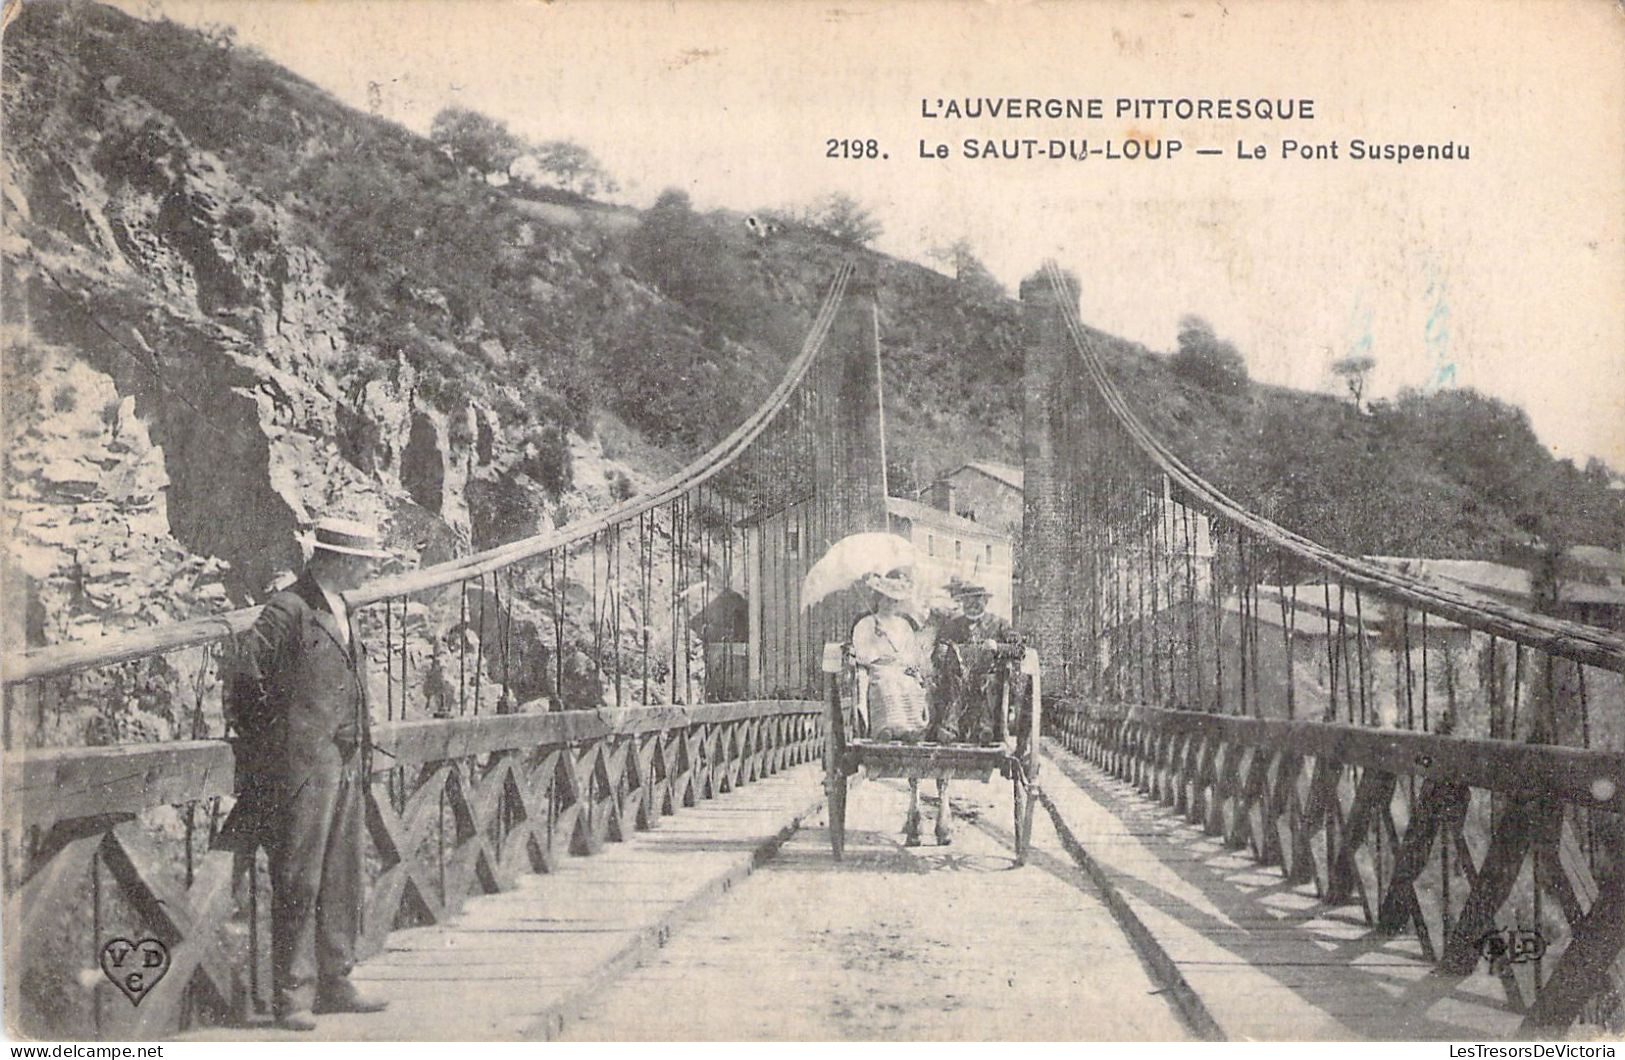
[519,140,618,198]
[798,192,882,246]
[1170,315,1248,393]
[1331,354,1377,407]
[429,106,523,181]
[927,238,1006,299]
[629,189,735,312]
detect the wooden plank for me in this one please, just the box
[0,707,819,834]
[442,765,512,902]
[3,821,109,972]
[1327,768,1397,906]
[373,702,819,764]
[1106,707,1625,812]
[1239,746,1278,863]
[1376,780,1469,933]
[1268,751,1305,877]
[7,609,259,685]
[129,849,238,1038]
[847,741,1011,774]
[1293,755,1341,887]
[102,822,234,1011]
[1521,869,1625,1031]
[1441,796,1542,974]
[361,765,455,951]
[6,741,234,827]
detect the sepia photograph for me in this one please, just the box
[2,0,1622,1046]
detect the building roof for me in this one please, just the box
[886,496,1008,541]
[1567,545,1625,576]
[1366,556,1625,607]
[944,461,1025,492]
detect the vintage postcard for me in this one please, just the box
[2,0,1622,1046]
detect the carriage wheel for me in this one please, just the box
[825,672,849,860]
[828,767,848,860]
[1013,655,1041,866]
[1013,771,1037,865]
[1012,775,1024,859]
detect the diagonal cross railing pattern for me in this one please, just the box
[2,263,877,1038]
[1022,260,1625,1032]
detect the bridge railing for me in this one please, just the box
[1051,701,1624,1032]
[4,700,824,1038]
[2,263,869,1039]
[1022,260,1625,1031]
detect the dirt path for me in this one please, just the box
[563,775,1191,1040]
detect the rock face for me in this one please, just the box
[0,3,698,748]
[1,3,1033,750]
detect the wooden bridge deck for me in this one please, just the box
[182,768,828,1042]
[562,773,1190,1041]
[180,744,1547,1041]
[1041,741,1527,1040]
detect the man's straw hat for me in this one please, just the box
[310,517,390,558]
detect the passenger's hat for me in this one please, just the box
[310,517,391,558]
[863,568,915,601]
[948,578,991,598]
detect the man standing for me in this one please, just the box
[933,580,1016,743]
[224,518,391,1030]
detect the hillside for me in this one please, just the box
[3,0,1620,676]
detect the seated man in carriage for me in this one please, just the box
[931,579,1021,745]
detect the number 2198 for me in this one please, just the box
[826,139,881,159]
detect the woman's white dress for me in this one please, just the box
[851,612,929,738]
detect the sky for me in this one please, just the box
[115,0,1625,469]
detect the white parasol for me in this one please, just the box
[799,532,916,609]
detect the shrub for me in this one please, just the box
[429,106,523,181]
[1170,315,1248,393]
[516,425,573,496]
[795,192,882,247]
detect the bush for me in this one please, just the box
[516,425,573,496]
[429,106,523,181]
[795,192,881,247]
[1170,315,1248,393]
[518,140,618,198]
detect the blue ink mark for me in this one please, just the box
[1423,262,1454,392]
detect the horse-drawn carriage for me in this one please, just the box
[819,635,1042,864]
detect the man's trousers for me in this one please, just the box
[269,742,364,1014]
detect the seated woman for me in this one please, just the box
[851,568,929,739]
[850,567,952,846]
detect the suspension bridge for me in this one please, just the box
[4,262,1623,1041]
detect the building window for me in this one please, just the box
[954,540,962,560]
[927,534,935,557]
[986,543,994,565]
[786,528,800,557]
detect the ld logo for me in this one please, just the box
[99,937,169,1007]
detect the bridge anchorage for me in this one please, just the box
[2,261,1621,1041]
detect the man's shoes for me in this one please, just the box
[314,979,389,1015]
[276,1010,318,1032]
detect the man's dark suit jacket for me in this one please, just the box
[220,570,371,851]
